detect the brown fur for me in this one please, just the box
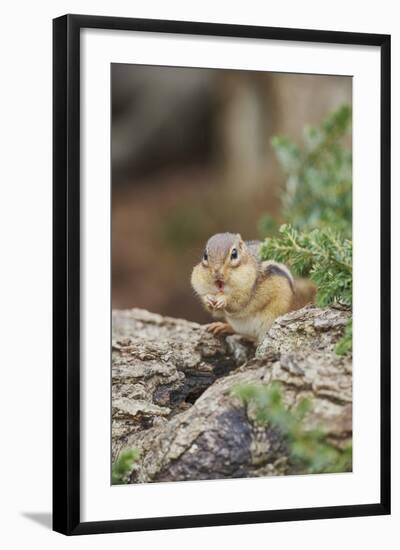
[191,233,316,342]
[291,278,317,311]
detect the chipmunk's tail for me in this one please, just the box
[291,278,317,311]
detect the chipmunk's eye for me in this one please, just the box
[203,251,208,262]
[230,248,238,260]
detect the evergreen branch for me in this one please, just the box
[112,448,140,485]
[231,381,352,474]
[269,104,352,237]
[335,320,353,355]
[261,224,352,307]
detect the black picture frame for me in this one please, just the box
[53,14,391,535]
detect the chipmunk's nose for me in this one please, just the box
[213,269,225,290]
[212,269,224,281]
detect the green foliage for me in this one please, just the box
[112,448,140,485]
[261,106,353,353]
[231,382,352,474]
[261,224,352,307]
[270,104,352,235]
[335,319,353,355]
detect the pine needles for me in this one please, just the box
[231,382,352,474]
[268,104,352,235]
[259,105,353,352]
[112,448,140,485]
[261,224,352,307]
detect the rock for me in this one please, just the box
[112,308,255,457]
[112,305,352,481]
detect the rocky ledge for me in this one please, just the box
[112,305,352,482]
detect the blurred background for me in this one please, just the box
[112,64,351,322]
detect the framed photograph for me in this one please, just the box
[53,14,390,535]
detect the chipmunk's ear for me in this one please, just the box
[236,234,244,246]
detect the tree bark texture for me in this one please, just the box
[112,306,352,482]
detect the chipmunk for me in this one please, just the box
[191,232,316,342]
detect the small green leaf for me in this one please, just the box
[112,448,140,485]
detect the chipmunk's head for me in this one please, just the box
[191,233,257,297]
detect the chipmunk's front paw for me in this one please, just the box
[214,295,226,310]
[204,294,217,309]
[204,294,226,310]
[206,322,234,336]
